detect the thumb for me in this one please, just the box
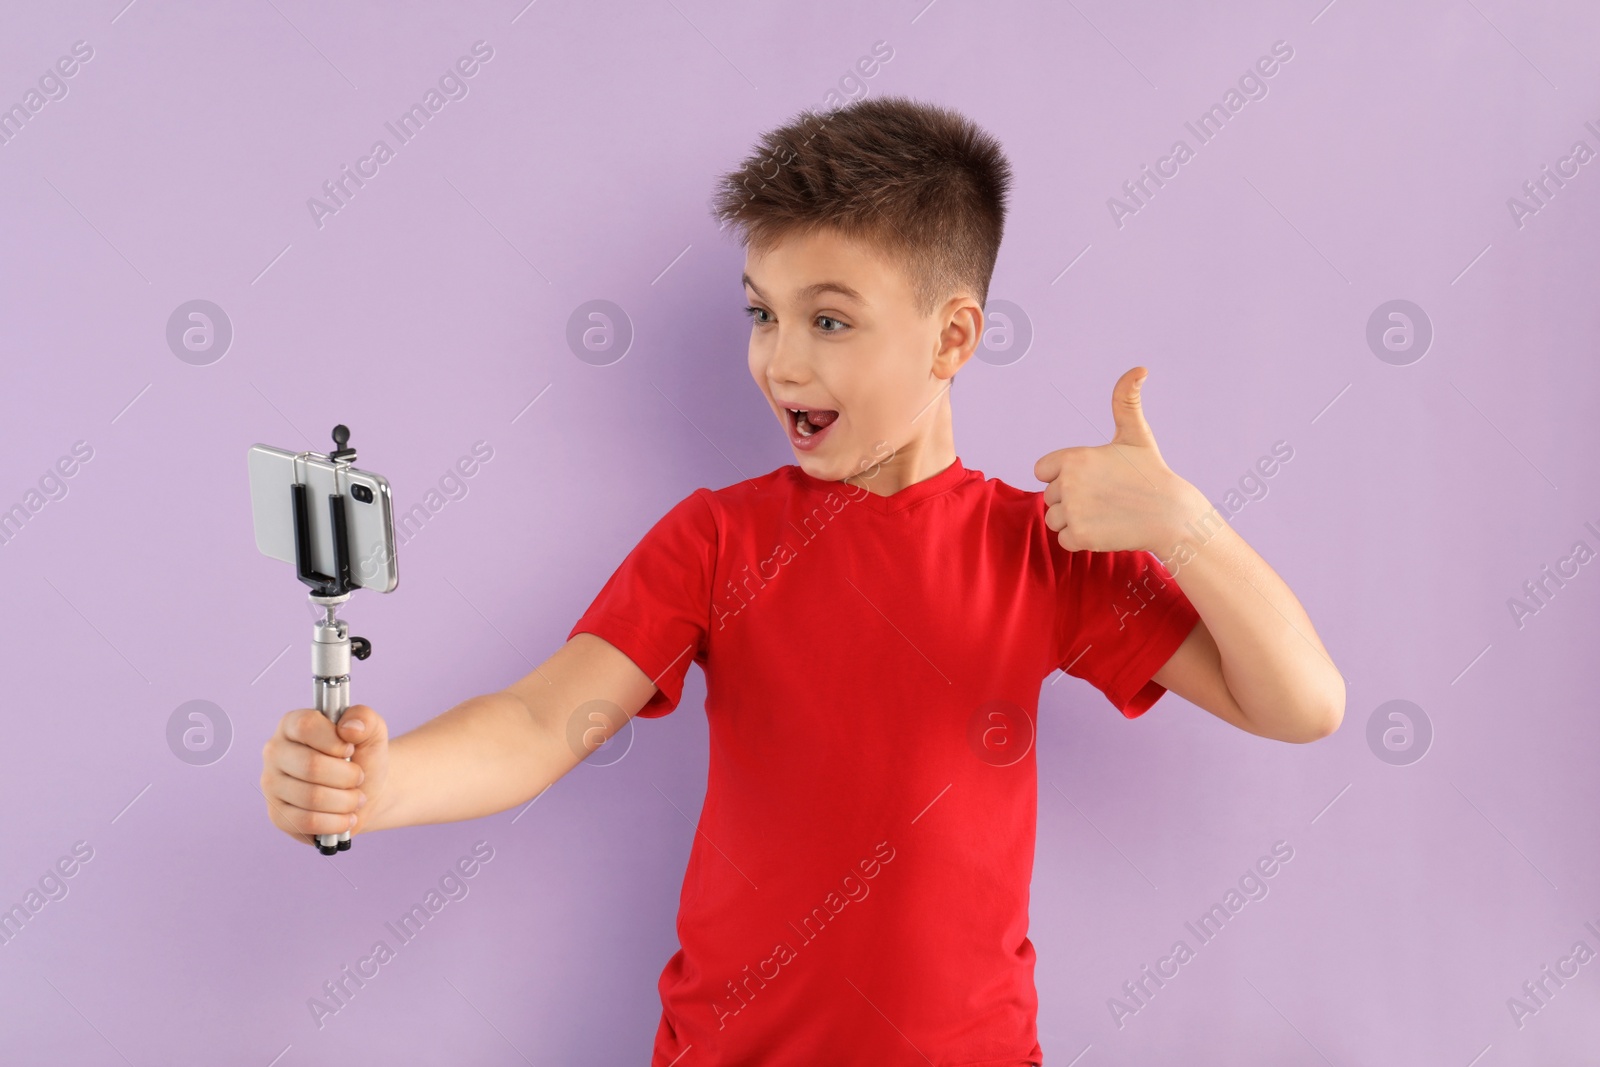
[1110,366,1157,448]
[337,704,387,755]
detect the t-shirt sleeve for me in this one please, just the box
[567,488,718,718]
[1047,509,1201,719]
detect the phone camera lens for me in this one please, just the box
[351,484,374,503]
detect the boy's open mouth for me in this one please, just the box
[786,408,839,438]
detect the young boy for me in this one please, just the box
[261,96,1344,1065]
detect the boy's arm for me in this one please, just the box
[364,632,657,832]
[1036,366,1344,745]
[1147,509,1344,743]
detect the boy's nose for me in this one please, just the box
[764,339,809,387]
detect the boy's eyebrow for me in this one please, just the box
[742,272,867,307]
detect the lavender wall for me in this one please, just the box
[2,1,1597,1063]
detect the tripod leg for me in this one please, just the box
[314,675,353,855]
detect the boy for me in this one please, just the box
[261,96,1344,1064]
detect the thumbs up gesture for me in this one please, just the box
[1033,367,1203,555]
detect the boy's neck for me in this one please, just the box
[842,437,958,498]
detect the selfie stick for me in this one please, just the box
[293,425,373,856]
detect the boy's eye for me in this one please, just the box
[742,306,848,334]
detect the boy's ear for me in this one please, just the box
[933,298,983,380]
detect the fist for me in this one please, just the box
[260,704,390,846]
[1033,366,1198,554]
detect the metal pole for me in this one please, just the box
[310,593,354,854]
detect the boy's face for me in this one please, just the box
[742,227,980,487]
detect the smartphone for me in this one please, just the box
[247,444,399,593]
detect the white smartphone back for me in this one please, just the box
[247,444,398,593]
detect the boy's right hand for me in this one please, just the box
[260,704,390,845]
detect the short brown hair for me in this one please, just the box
[709,96,1013,318]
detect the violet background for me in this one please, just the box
[2,1,1598,1063]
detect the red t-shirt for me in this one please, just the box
[568,457,1200,1066]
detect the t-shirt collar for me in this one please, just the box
[790,456,968,514]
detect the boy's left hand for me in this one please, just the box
[1033,366,1206,555]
